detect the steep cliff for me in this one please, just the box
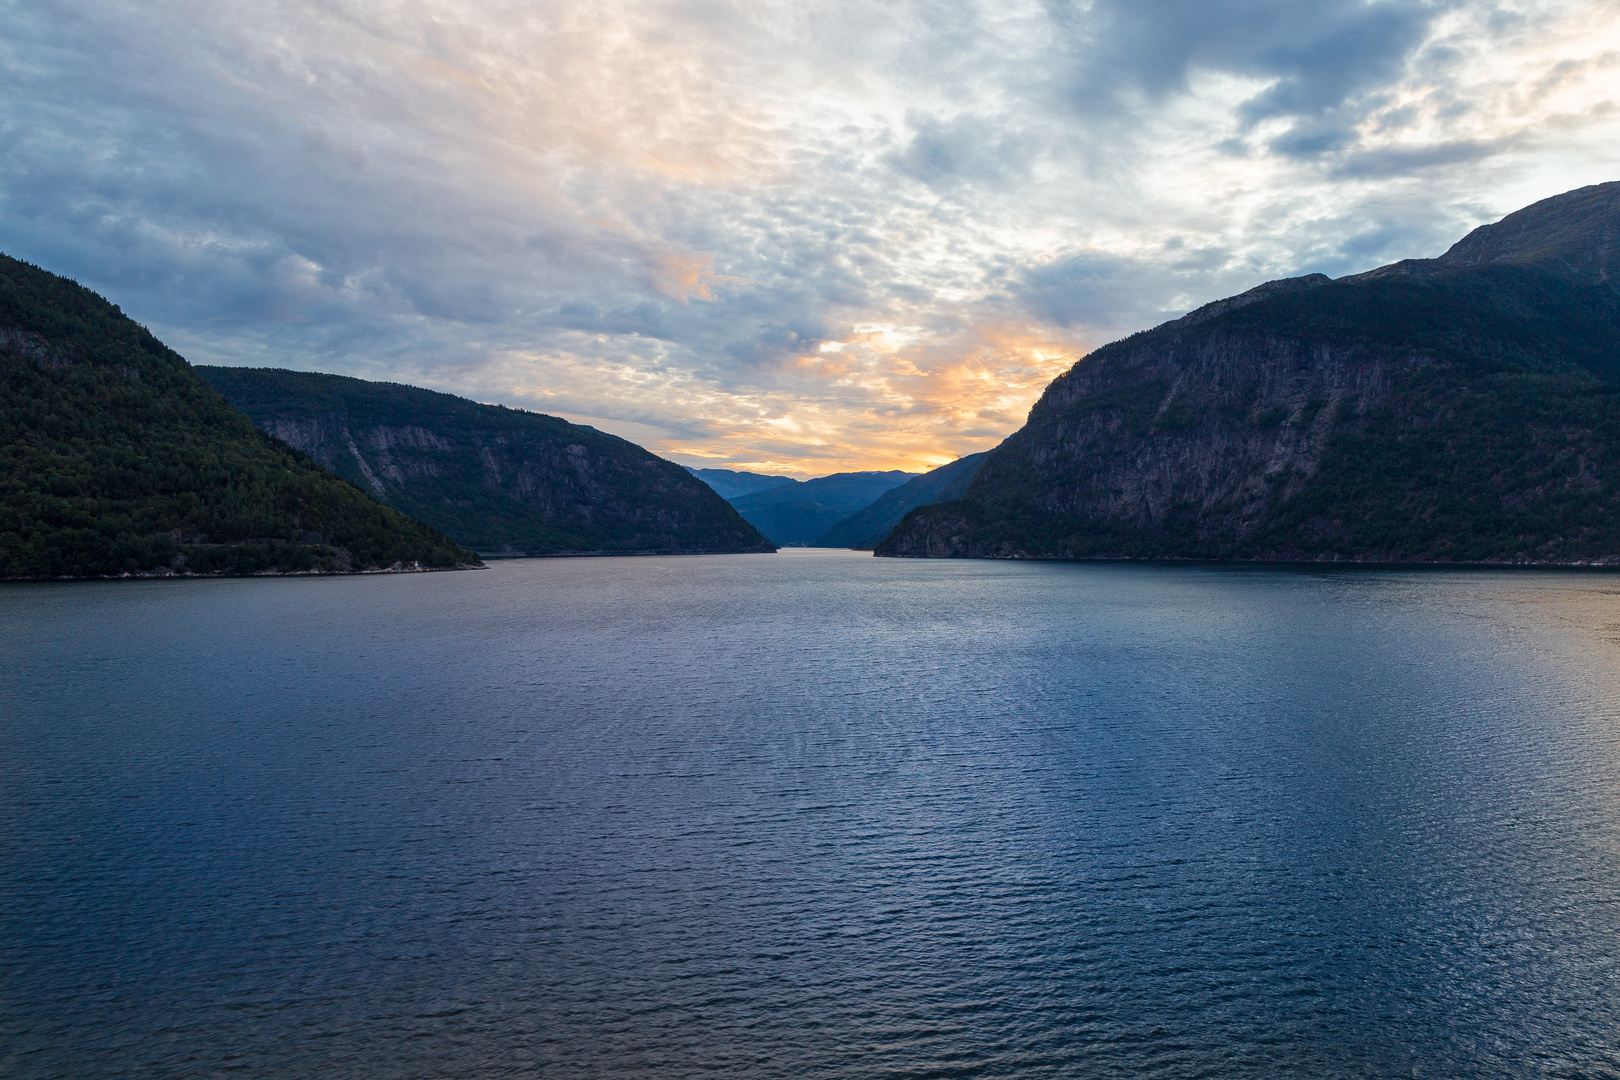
[198,367,775,555]
[880,182,1620,564]
[0,255,478,578]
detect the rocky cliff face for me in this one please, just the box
[199,368,775,555]
[880,182,1620,564]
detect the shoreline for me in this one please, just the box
[1,561,486,583]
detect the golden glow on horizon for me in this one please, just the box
[428,316,1088,476]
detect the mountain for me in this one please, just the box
[684,467,798,501]
[814,453,989,548]
[881,181,1620,564]
[0,255,478,578]
[198,367,775,556]
[727,470,919,545]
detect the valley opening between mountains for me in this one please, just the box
[5,179,1620,578]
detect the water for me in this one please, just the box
[3,551,1620,1079]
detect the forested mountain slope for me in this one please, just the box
[200,367,774,556]
[0,255,476,578]
[880,182,1620,564]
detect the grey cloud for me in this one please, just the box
[1235,4,1430,121]
[1330,138,1520,179]
[1017,249,1216,331]
[888,113,1036,189]
[3,3,647,298]
[721,323,833,369]
[1080,0,1433,102]
[1015,192,1502,335]
[1051,0,1446,157]
[1335,223,1430,266]
[1267,122,1358,159]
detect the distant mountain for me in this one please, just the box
[199,368,775,556]
[814,453,988,548]
[684,467,798,501]
[728,470,919,545]
[0,255,477,578]
[882,182,1620,564]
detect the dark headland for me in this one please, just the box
[0,255,479,579]
[879,181,1620,565]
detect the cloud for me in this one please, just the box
[1061,0,1435,115]
[1330,136,1518,179]
[1017,249,1204,330]
[888,112,1037,189]
[3,0,1620,473]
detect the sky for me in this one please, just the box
[4,1,1620,476]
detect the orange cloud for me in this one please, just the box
[508,319,1096,476]
[419,321,1079,478]
[650,249,751,303]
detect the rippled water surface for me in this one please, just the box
[4,551,1620,1078]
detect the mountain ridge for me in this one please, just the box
[814,454,988,548]
[684,467,799,501]
[879,182,1620,564]
[199,367,775,556]
[726,470,918,546]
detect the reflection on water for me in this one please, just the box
[3,551,1619,1078]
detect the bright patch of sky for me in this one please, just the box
[3,0,1618,474]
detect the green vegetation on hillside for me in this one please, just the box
[198,367,775,555]
[0,255,478,578]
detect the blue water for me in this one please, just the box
[3,551,1620,1079]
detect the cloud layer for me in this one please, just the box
[4,0,1619,473]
